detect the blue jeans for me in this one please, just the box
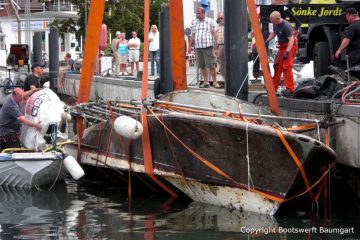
[150,50,159,75]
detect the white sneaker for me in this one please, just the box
[123,72,129,76]
[119,72,123,76]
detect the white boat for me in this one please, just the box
[0,151,81,190]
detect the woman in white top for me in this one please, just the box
[148,25,160,76]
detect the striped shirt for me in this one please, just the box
[191,17,216,49]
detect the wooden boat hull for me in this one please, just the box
[0,152,66,189]
[68,90,336,214]
[68,114,335,214]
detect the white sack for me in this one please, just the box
[21,89,64,150]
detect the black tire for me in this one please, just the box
[3,78,14,94]
[313,41,331,78]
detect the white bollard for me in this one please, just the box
[64,156,85,180]
[114,116,143,140]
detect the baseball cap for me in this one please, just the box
[343,8,358,15]
[116,31,121,35]
[31,62,45,71]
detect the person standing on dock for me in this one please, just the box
[128,31,141,75]
[335,8,360,78]
[149,25,160,76]
[118,32,129,76]
[265,11,297,94]
[189,7,220,88]
[64,53,74,72]
[111,31,121,76]
[0,88,41,150]
[215,11,225,84]
[58,53,75,89]
[23,62,44,98]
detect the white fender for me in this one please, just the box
[43,81,50,88]
[64,156,85,180]
[61,112,72,122]
[114,116,143,140]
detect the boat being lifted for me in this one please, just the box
[65,0,336,215]
[67,90,335,215]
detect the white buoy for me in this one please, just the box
[64,156,85,180]
[114,116,143,140]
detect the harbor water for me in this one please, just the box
[0,167,359,240]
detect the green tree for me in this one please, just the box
[49,18,77,35]
[68,0,168,41]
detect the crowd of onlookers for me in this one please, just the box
[105,4,232,88]
[111,25,160,76]
[106,5,331,94]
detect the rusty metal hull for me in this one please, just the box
[69,91,336,214]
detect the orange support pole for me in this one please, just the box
[169,0,186,90]
[141,0,152,177]
[76,0,106,159]
[77,1,105,104]
[246,0,280,116]
[141,0,177,198]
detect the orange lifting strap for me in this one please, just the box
[287,124,317,132]
[275,129,318,201]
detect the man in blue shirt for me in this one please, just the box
[0,88,41,149]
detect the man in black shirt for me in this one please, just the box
[335,8,360,78]
[265,11,297,94]
[23,62,44,98]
